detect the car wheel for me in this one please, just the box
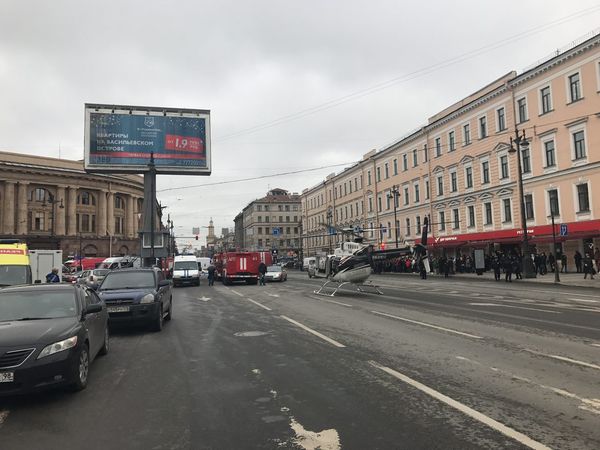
[165,298,173,321]
[98,326,109,356]
[70,343,90,391]
[152,305,164,332]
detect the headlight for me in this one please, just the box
[38,336,78,359]
[140,294,155,304]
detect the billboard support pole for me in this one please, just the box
[150,152,156,266]
[142,153,157,267]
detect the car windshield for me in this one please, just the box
[267,265,282,272]
[0,265,30,286]
[0,290,78,321]
[174,261,198,270]
[93,269,110,276]
[99,271,155,290]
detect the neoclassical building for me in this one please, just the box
[0,151,144,257]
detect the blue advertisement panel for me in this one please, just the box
[84,104,211,175]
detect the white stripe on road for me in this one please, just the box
[569,298,599,303]
[323,299,353,308]
[468,303,561,314]
[371,310,483,339]
[592,343,600,348]
[0,410,9,425]
[368,361,551,450]
[245,298,272,311]
[230,290,244,297]
[280,316,346,348]
[524,349,600,371]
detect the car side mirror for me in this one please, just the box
[84,304,103,315]
[158,279,171,287]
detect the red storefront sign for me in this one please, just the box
[416,219,600,247]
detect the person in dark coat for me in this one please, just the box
[561,254,568,273]
[548,253,555,273]
[583,253,595,280]
[491,255,501,281]
[207,264,216,286]
[46,268,60,283]
[258,261,267,285]
[513,256,522,280]
[503,255,513,282]
[574,250,583,273]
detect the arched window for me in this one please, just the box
[29,187,53,203]
[114,195,124,209]
[77,191,96,206]
[118,245,129,256]
[82,244,98,257]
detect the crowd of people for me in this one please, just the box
[374,246,600,281]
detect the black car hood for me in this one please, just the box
[97,288,155,302]
[0,318,79,347]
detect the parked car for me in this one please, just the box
[0,283,109,395]
[96,268,172,331]
[77,268,110,285]
[265,265,287,282]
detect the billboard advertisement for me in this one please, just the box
[84,103,211,175]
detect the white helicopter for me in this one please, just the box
[308,218,431,297]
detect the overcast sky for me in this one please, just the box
[1,1,599,250]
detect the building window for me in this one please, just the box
[367,171,372,185]
[548,189,559,216]
[385,163,389,179]
[32,211,47,231]
[439,211,446,231]
[403,187,409,206]
[286,227,291,234]
[412,149,418,167]
[257,205,262,211]
[258,227,263,235]
[540,86,552,114]
[115,216,124,234]
[437,175,444,196]
[393,159,398,175]
[414,184,420,203]
[425,180,430,200]
[568,72,581,102]
[484,202,493,225]
[450,171,457,192]
[479,116,487,138]
[577,184,590,213]
[497,107,506,131]
[377,196,382,212]
[481,161,490,184]
[463,123,471,145]
[257,216,262,223]
[544,140,556,167]
[31,187,51,203]
[416,216,421,234]
[435,138,441,157]
[449,131,455,152]
[406,218,411,236]
[114,195,124,209]
[500,155,509,179]
[368,197,373,213]
[294,227,298,234]
[265,227,270,235]
[265,216,270,223]
[453,208,460,229]
[524,194,534,220]
[402,154,408,171]
[503,199,512,223]
[468,205,475,227]
[573,130,586,160]
[376,167,381,182]
[517,97,528,123]
[78,191,95,206]
[386,193,391,210]
[264,205,269,211]
[521,148,531,174]
[423,144,428,162]
[465,166,473,188]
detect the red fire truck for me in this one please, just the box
[214,251,272,285]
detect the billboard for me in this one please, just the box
[84,103,211,175]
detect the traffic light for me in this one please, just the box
[195,235,198,240]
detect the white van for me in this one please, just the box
[173,255,200,287]
[303,257,316,272]
[100,257,126,270]
[196,257,211,277]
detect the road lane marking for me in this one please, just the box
[592,343,600,348]
[368,361,550,450]
[524,349,600,371]
[323,299,353,308]
[371,310,483,339]
[197,296,211,302]
[246,298,272,311]
[267,293,280,298]
[569,297,599,303]
[468,303,561,314]
[0,410,9,425]
[280,316,345,348]
[230,290,244,297]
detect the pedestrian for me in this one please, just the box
[258,261,267,285]
[574,250,583,273]
[583,253,595,280]
[492,255,501,281]
[561,254,568,273]
[46,268,60,283]
[548,253,555,273]
[594,247,600,274]
[513,256,522,280]
[503,254,513,282]
[207,264,216,286]
[540,252,547,275]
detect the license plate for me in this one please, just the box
[107,306,130,313]
[0,372,14,383]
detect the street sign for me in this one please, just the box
[272,228,280,236]
[192,227,200,235]
[327,226,337,235]
[560,223,568,236]
[353,225,362,234]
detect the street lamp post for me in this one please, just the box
[508,128,536,278]
[550,202,560,283]
[387,185,400,249]
[326,207,333,254]
[42,196,64,247]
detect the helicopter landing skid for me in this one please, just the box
[314,280,383,297]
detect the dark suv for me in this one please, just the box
[97,268,172,331]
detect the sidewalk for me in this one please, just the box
[378,270,600,289]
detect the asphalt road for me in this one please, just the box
[1,271,599,449]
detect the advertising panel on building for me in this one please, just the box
[84,103,211,175]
